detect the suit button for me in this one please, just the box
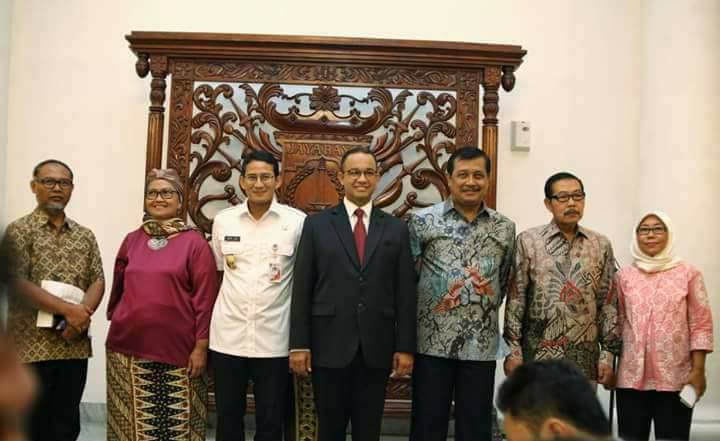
[359,276,364,282]
[358,303,366,312]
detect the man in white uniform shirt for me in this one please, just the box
[211,150,306,441]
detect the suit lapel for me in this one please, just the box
[330,204,361,269]
[362,208,386,269]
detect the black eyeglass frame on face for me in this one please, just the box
[343,169,378,179]
[636,226,667,236]
[549,192,586,203]
[35,178,74,190]
[145,189,179,200]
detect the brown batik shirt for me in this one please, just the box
[3,208,104,363]
[503,222,621,379]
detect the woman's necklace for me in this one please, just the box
[147,236,169,250]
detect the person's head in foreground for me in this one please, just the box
[497,360,612,441]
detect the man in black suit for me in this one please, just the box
[289,146,417,441]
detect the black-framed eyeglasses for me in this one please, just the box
[550,192,586,203]
[35,178,74,189]
[243,174,275,184]
[637,226,667,236]
[344,169,378,179]
[145,189,178,200]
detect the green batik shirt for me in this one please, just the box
[409,200,515,361]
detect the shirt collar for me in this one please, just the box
[546,220,589,240]
[343,197,372,220]
[31,207,75,230]
[239,198,281,222]
[442,198,489,218]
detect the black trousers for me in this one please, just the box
[617,388,694,441]
[27,358,88,441]
[410,354,496,441]
[312,349,390,441]
[212,351,290,441]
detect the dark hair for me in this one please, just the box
[544,171,584,199]
[496,360,610,437]
[446,146,491,175]
[241,150,280,177]
[340,146,377,171]
[33,159,74,180]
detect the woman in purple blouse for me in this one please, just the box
[105,168,218,440]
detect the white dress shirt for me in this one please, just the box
[343,197,372,232]
[210,200,306,358]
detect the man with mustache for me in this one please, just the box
[503,172,620,386]
[408,147,515,441]
[2,159,104,441]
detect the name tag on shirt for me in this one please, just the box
[224,235,241,242]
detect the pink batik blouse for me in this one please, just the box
[615,262,713,391]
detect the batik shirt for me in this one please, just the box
[409,200,515,361]
[615,263,713,391]
[3,209,104,362]
[504,222,621,379]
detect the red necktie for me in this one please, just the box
[353,208,367,264]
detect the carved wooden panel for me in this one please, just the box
[128,31,525,437]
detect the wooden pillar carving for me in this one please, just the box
[481,66,501,208]
[141,55,168,173]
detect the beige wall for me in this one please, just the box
[2,0,717,425]
[0,0,12,217]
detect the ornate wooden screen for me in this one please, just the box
[127,31,525,431]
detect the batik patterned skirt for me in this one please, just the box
[106,350,208,441]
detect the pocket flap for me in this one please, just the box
[276,243,295,257]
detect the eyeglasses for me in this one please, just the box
[145,189,178,200]
[637,226,667,236]
[344,169,378,179]
[35,178,73,189]
[243,174,275,184]
[550,192,586,203]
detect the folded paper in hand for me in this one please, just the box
[36,280,84,328]
[679,384,698,408]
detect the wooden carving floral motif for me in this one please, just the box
[187,81,460,228]
[128,31,525,437]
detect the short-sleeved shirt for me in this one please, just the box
[3,209,104,363]
[409,200,516,361]
[210,200,306,358]
[504,222,621,379]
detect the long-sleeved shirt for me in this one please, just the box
[106,228,218,368]
[615,263,714,391]
[504,222,621,379]
[3,209,104,362]
[409,200,515,361]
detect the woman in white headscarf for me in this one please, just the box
[614,211,714,441]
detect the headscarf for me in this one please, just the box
[630,210,682,273]
[143,168,194,237]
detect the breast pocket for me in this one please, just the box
[220,239,254,271]
[276,243,295,261]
